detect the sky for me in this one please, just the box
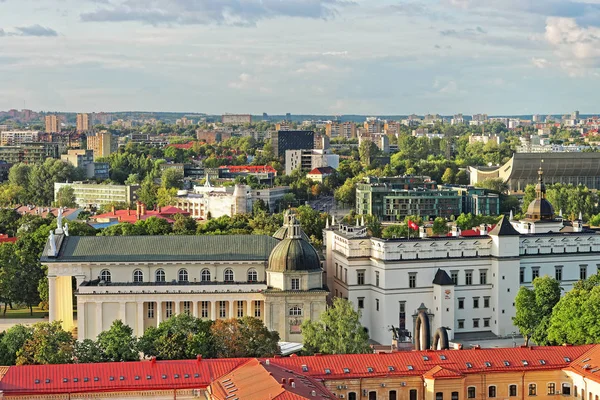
[2,0,600,115]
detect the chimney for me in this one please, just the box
[281,378,287,385]
[196,354,202,362]
[479,224,488,236]
[451,225,461,237]
[419,226,427,239]
[157,205,161,213]
[141,203,146,216]
[136,201,141,217]
[111,205,116,215]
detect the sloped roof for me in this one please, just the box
[432,269,454,286]
[423,365,463,379]
[267,345,593,380]
[41,235,279,263]
[488,216,520,236]
[307,166,336,175]
[0,358,247,396]
[566,344,600,384]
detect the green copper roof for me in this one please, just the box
[42,235,279,263]
[267,237,321,272]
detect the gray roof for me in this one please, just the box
[41,235,279,263]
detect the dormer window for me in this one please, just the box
[291,278,300,290]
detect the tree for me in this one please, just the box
[96,320,139,361]
[157,187,178,207]
[301,297,370,355]
[441,168,455,184]
[162,168,184,190]
[295,205,326,241]
[8,163,31,190]
[140,217,172,235]
[28,159,77,205]
[432,217,448,235]
[16,321,74,365]
[253,199,268,215]
[137,178,158,210]
[211,317,279,358]
[55,185,77,208]
[0,324,33,365]
[74,339,106,363]
[512,276,561,346]
[547,274,600,345]
[475,178,508,194]
[137,313,214,360]
[358,140,378,166]
[172,213,197,235]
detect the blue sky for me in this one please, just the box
[1,0,600,115]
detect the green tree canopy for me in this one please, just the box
[16,321,74,365]
[210,317,279,358]
[301,297,370,355]
[97,320,139,362]
[55,185,77,208]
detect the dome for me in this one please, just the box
[268,210,321,272]
[267,237,321,272]
[524,166,555,221]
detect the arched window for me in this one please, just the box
[201,269,211,282]
[509,385,517,396]
[100,269,111,283]
[488,386,496,398]
[178,268,189,282]
[529,384,537,396]
[133,269,143,283]
[224,269,234,282]
[247,268,257,282]
[155,269,165,282]
[467,387,476,398]
[289,306,302,316]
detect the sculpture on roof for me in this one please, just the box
[56,208,63,233]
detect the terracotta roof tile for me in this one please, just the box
[567,345,600,384]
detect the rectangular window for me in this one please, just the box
[357,298,364,309]
[237,300,244,318]
[548,383,556,395]
[219,301,226,318]
[409,273,417,288]
[489,386,496,398]
[291,278,300,290]
[480,270,487,285]
[375,271,380,287]
[451,392,458,400]
[335,263,338,277]
[484,297,490,308]
[465,271,473,285]
[509,385,517,397]
[528,384,536,396]
[468,387,476,398]
[410,390,418,400]
[376,299,380,311]
[484,318,490,328]
[520,267,525,283]
[555,267,563,281]
[183,301,191,315]
[458,320,464,329]
[473,297,479,309]
[562,384,571,396]
[357,270,365,285]
[473,318,480,328]
[165,302,173,319]
[254,301,261,318]
[580,265,588,281]
[344,268,348,283]
[532,267,540,280]
[436,392,443,400]
[201,301,209,318]
[458,298,464,309]
[147,302,154,319]
[451,271,458,285]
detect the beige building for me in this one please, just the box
[0,130,39,146]
[76,113,90,132]
[86,132,116,159]
[326,121,357,139]
[54,182,139,208]
[45,115,59,133]
[42,211,327,343]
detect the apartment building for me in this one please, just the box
[0,130,40,146]
[45,115,60,133]
[76,113,90,132]
[54,182,139,208]
[87,132,117,159]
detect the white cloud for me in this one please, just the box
[544,17,600,75]
[532,57,551,69]
[228,72,254,89]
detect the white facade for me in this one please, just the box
[285,149,339,175]
[323,218,600,345]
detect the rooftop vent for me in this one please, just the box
[407,365,414,371]
[466,363,472,368]
[484,362,491,367]
[440,355,447,360]
[503,361,510,366]
[521,360,529,366]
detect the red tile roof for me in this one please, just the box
[423,365,463,379]
[267,345,593,380]
[14,206,79,220]
[307,166,336,175]
[0,234,17,243]
[0,358,247,396]
[90,206,189,224]
[566,345,600,384]
[166,142,195,150]
[220,165,277,174]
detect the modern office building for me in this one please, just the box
[0,130,40,146]
[326,169,600,345]
[42,211,327,343]
[271,130,314,158]
[87,132,117,160]
[61,149,109,179]
[441,185,500,216]
[54,182,139,208]
[285,149,339,174]
[356,176,462,220]
[469,152,600,194]
[1,344,600,399]
[76,113,90,132]
[45,114,60,133]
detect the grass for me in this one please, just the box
[0,306,48,319]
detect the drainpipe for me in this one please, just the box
[522,372,525,400]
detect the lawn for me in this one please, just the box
[0,306,48,319]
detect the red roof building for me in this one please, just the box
[166,142,196,150]
[0,234,17,244]
[90,203,190,225]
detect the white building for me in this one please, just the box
[0,130,39,146]
[43,211,327,343]
[324,169,600,345]
[285,149,339,175]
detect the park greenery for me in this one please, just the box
[0,314,279,365]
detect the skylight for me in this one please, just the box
[63,378,68,383]
[147,375,152,380]
[503,361,510,366]
[466,363,472,368]
[540,360,546,365]
[388,366,395,372]
[423,356,429,361]
[343,368,350,374]
[440,355,447,360]
[162,375,167,379]
[109,377,114,381]
[484,362,491,367]
[564,357,571,362]
[367,367,374,373]
[324,369,331,375]
[408,365,414,371]
[194,373,200,378]
[73,378,78,383]
[521,360,529,366]
[302,365,308,372]
[134,376,140,381]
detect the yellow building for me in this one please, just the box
[76,113,90,132]
[45,114,59,133]
[86,131,116,159]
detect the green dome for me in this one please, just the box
[273,225,310,242]
[267,237,321,272]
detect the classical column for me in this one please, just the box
[119,302,127,322]
[55,277,63,324]
[210,301,216,320]
[175,300,180,315]
[96,302,103,337]
[156,301,162,325]
[246,300,252,318]
[192,301,198,318]
[137,302,144,337]
[229,301,234,319]
[48,276,57,322]
[77,299,85,341]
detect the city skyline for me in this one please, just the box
[2,0,600,114]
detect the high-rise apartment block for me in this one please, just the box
[271,130,314,158]
[87,132,117,160]
[325,122,356,139]
[76,113,90,132]
[0,130,40,146]
[45,115,59,133]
